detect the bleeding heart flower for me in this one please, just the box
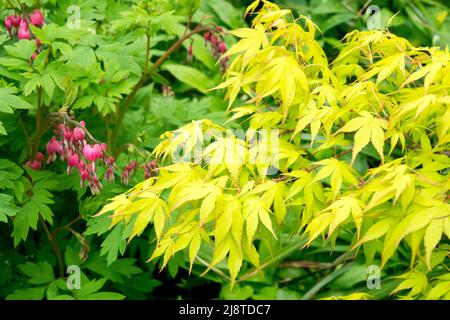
[203,32,210,42]
[10,16,21,27]
[121,170,129,185]
[19,18,28,29]
[35,152,45,162]
[36,38,41,47]
[4,16,12,32]
[105,167,115,182]
[46,137,63,155]
[77,160,86,172]
[29,9,44,27]
[30,160,42,170]
[31,52,37,61]
[72,126,85,141]
[218,42,227,54]
[68,152,79,168]
[18,27,30,40]
[83,144,102,162]
[101,143,108,152]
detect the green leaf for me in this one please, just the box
[100,222,127,265]
[4,40,37,60]
[0,87,33,114]
[12,201,40,246]
[162,63,214,93]
[6,287,47,300]
[0,193,20,223]
[18,261,55,285]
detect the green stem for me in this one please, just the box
[237,237,308,283]
[40,218,65,278]
[30,86,43,160]
[301,262,355,300]
[18,114,32,150]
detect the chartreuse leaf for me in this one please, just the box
[424,219,443,270]
[337,111,388,164]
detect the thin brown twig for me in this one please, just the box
[52,215,82,235]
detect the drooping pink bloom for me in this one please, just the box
[89,175,102,194]
[79,169,89,188]
[121,170,129,185]
[67,152,79,168]
[18,27,30,40]
[10,16,21,27]
[105,167,115,182]
[218,42,227,54]
[19,18,28,29]
[77,160,86,173]
[67,152,79,175]
[72,126,85,141]
[29,9,44,27]
[203,32,210,42]
[35,152,45,162]
[4,16,12,32]
[101,143,108,152]
[36,38,41,47]
[62,125,72,141]
[46,137,63,163]
[80,120,86,127]
[31,52,37,61]
[83,144,102,162]
[30,160,42,170]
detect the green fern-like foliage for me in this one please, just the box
[99,0,450,299]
